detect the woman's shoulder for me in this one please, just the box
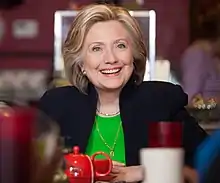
[40,86,84,102]
[138,81,185,93]
[137,81,188,107]
[38,86,86,120]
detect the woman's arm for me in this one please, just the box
[111,165,198,183]
[170,84,208,168]
[173,107,207,167]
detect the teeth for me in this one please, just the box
[101,69,120,74]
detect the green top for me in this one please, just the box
[85,114,126,164]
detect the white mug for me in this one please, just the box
[140,148,184,183]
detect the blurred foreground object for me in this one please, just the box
[0,103,62,183]
[140,122,184,183]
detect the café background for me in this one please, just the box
[1,1,220,183]
[0,0,189,73]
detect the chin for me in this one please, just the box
[101,82,124,91]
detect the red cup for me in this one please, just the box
[148,121,182,148]
[91,152,112,177]
[93,159,111,174]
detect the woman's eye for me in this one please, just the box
[117,43,126,49]
[92,46,101,52]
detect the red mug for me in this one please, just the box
[91,152,112,178]
[148,121,182,148]
[93,159,114,181]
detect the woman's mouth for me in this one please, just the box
[100,68,122,76]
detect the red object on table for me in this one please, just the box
[64,146,112,183]
[148,121,182,148]
[0,104,36,183]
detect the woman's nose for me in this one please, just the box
[104,49,118,64]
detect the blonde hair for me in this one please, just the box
[63,4,147,93]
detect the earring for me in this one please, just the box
[82,70,86,75]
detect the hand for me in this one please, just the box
[183,166,198,183]
[110,162,197,183]
[112,160,126,167]
[111,165,144,183]
[110,164,197,183]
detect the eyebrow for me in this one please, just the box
[89,42,104,46]
[114,38,129,43]
[88,38,129,46]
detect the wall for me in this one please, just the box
[0,0,69,70]
[145,0,189,65]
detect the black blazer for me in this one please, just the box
[38,81,207,167]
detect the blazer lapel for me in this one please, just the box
[63,85,97,153]
[80,84,98,153]
[120,82,138,165]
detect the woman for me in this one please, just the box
[39,4,207,182]
[180,11,220,104]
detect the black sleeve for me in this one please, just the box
[171,85,208,168]
[174,108,207,167]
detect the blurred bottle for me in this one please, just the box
[0,103,62,183]
[140,121,184,183]
[0,102,16,183]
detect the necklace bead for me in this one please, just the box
[96,108,120,117]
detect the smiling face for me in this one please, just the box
[82,20,134,92]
